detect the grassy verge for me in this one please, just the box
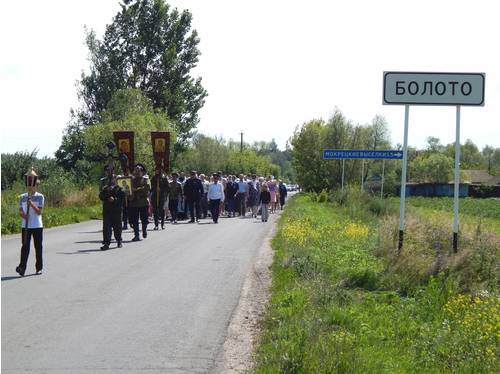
[254,193,499,373]
[1,204,102,235]
[1,184,101,235]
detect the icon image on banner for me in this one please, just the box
[118,139,130,153]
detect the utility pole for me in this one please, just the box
[240,131,243,153]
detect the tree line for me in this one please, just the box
[290,110,500,192]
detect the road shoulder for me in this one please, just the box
[211,214,278,373]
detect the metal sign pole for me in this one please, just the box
[381,160,385,199]
[341,159,345,193]
[398,104,410,252]
[453,106,461,252]
[361,159,365,191]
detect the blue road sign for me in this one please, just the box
[323,149,404,159]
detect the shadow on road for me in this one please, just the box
[2,273,39,282]
[57,248,102,255]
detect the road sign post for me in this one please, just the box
[453,106,461,252]
[381,160,385,199]
[323,150,403,195]
[398,105,410,252]
[361,160,365,191]
[341,159,345,193]
[383,71,485,252]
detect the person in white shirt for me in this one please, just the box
[16,168,44,277]
[207,173,225,223]
[199,174,210,219]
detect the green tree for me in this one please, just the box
[491,148,500,174]
[425,136,444,154]
[55,110,86,171]
[1,150,37,190]
[411,153,453,183]
[290,119,329,192]
[290,110,396,192]
[82,89,175,179]
[444,139,483,169]
[77,0,207,147]
[174,134,228,174]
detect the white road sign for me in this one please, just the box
[383,72,485,106]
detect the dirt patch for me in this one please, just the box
[211,215,278,373]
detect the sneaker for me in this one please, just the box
[153,226,159,231]
[100,244,110,250]
[15,266,25,277]
[142,231,148,238]
[173,220,178,224]
[117,242,123,248]
[36,269,43,275]
[132,236,141,242]
[161,225,165,230]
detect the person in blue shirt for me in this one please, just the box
[236,174,248,217]
[207,173,225,223]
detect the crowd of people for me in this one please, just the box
[13,164,290,277]
[99,163,289,250]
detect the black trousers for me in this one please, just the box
[103,211,122,244]
[122,202,129,227]
[237,194,246,216]
[210,199,221,223]
[201,194,208,218]
[129,206,149,237]
[168,199,179,222]
[153,204,165,227]
[186,198,201,221]
[19,228,43,272]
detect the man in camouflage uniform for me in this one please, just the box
[128,163,150,241]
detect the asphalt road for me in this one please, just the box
[2,212,278,373]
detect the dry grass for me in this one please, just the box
[377,212,500,295]
[62,185,100,206]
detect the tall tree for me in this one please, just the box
[78,0,207,148]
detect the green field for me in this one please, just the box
[254,193,499,373]
[397,197,500,235]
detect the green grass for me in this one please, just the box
[1,204,102,235]
[389,197,500,235]
[1,183,101,235]
[254,194,499,373]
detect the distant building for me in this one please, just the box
[463,169,500,186]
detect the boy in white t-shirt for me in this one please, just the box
[16,168,44,277]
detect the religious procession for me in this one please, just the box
[97,131,289,250]
[15,131,289,277]
[100,165,288,250]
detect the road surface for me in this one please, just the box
[2,213,278,373]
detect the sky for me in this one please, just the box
[1,0,499,157]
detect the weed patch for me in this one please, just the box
[255,194,499,373]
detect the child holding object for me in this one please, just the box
[16,168,44,277]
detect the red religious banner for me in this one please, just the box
[113,131,135,175]
[151,132,170,172]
